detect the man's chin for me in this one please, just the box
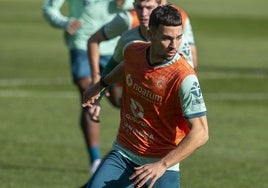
[162,56,173,61]
[140,20,149,26]
[165,53,176,60]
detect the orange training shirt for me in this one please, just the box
[116,42,196,158]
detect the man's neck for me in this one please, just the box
[148,47,163,65]
[140,25,148,39]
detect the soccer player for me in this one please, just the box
[87,0,197,108]
[88,8,140,108]
[42,0,133,174]
[83,4,209,188]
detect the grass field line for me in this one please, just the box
[198,72,268,79]
[204,93,268,100]
[0,89,77,99]
[0,77,70,87]
[0,71,267,86]
[0,89,267,101]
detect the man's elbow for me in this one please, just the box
[89,31,106,44]
[199,126,209,146]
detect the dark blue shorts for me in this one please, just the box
[70,49,111,81]
[87,150,180,188]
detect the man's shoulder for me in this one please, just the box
[126,40,149,48]
[121,27,141,41]
[117,27,143,49]
[124,41,149,55]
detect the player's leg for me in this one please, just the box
[79,87,102,173]
[148,170,180,188]
[87,150,136,188]
[70,49,102,173]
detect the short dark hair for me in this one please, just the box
[134,0,162,5]
[149,4,182,31]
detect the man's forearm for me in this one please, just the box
[101,61,124,86]
[160,116,209,168]
[88,36,101,82]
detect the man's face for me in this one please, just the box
[150,24,183,61]
[134,0,159,27]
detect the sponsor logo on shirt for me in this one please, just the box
[190,81,201,97]
[190,81,205,106]
[130,98,144,118]
[126,74,163,104]
[123,97,154,142]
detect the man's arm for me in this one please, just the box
[130,116,209,188]
[82,62,124,107]
[130,73,208,188]
[42,0,82,35]
[101,34,132,76]
[160,116,209,167]
[87,30,106,84]
[87,11,132,83]
[42,0,69,29]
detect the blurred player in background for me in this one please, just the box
[88,8,140,108]
[42,0,133,174]
[87,0,198,110]
[82,5,208,187]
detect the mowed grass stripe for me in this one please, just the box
[0,90,77,99]
[0,77,70,87]
[0,69,267,87]
[1,89,267,101]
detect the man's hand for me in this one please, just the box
[67,19,83,35]
[116,0,125,8]
[82,83,103,108]
[92,73,101,85]
[129,161,167,188]
[88,100,101,122]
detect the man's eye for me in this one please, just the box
[177,35,183,40]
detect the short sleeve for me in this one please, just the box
[179,74,206,119]
[102,11,132,40]
[183,18,195,46]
